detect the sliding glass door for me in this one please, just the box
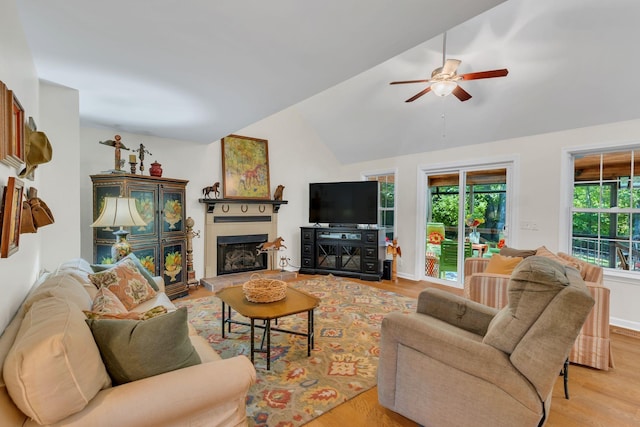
[423,165,510,283]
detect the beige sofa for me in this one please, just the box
[379,256,595,427]
[0,258,256,427]
[464,248,613,370]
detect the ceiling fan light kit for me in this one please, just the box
[390,33,508,103]
[431,80,457,97]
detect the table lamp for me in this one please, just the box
[91,196,147,261]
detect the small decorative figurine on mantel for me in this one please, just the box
[202,182,220,199]
[99,135,130,172]
[273,184,285,201]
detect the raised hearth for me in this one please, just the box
[200,270,298,292]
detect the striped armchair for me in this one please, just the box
[464,253,613,370]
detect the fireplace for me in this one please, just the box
[203,200,282,278]
[217,234,268,275]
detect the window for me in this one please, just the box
[366,173,395,241]
[571,149,640,271]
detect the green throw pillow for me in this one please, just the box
[91,253,159,291]
[85,307,201,385]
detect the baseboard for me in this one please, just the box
[610,318,640,335]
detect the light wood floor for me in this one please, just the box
[180,275,640,427]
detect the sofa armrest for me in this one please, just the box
[467,273,511,309]
[464,257,490,276]
[417,288,498,336]
[152,276,165,293]
[39,356,256,427]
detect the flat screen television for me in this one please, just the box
[309,181,378,226]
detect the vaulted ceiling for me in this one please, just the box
[17,0,640,164]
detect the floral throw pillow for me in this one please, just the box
[91,286,127,314]
[88,259,157,310]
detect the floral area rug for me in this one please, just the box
[175,275,417,427]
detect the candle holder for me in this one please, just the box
[129,161,137,174]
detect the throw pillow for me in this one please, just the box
[3,298,111,425]
[85,307,201,385]
[536,246,581,271]
[84,305,168,320]
[484,254,523,275]
[91,286,128,314]
[88,258,157,310]
[92,252,159,291]
[499,246,536,258]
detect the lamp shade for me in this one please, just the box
[431,80,457,97]
[91,197,147,228]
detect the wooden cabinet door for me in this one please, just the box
[127,184,159,241]
[160,184,185,237]
[160,239,187,298]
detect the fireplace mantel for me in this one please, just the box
[198,198,288,213]
[201,198,285,278]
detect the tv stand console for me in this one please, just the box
[299,226,385,281]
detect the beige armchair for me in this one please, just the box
[378,256,594,427]
[464,250,613,370]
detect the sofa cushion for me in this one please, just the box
[23,273,93,312]
[85,307,201,385]
[88,258,157,310]
[91,253,160,291]
[483,256,569,354]
[484,254,523,275]
[55,258,100,299]
[3,298,111,425]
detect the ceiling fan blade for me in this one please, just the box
[441,59,461,75]
[452,85,472,102]
[460,68,509,81]
[405,86,432,102]
[390,79,431,85]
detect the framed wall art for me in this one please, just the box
[221,134,271,199]
[0,81,8,163]
[0,88,24,169]
[9,91,25,165]
[1,176,24,258]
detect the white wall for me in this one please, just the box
[340,118,640,330]
[38,82,82,269]
[0,0,42,331]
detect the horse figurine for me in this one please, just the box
[202,182,220,199]
[257,237,287,252]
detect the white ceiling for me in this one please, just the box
[17,0,640,164]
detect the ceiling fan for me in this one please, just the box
[390,33,508,103]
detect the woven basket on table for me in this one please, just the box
[242,274,288,303]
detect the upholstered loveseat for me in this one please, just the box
[0,258,256,426]
[464,247,613,370]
